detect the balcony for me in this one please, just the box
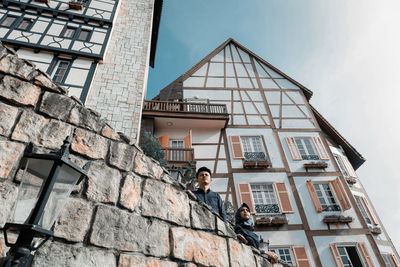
[243,152,271,169]
[161,147,196,170]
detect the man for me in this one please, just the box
[193,166,226,222]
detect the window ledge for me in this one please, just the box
[323,215,353,224]
[255,214,288,226]
[243,159,271,169]
[69,1,84,10]
[303,161,328,170]
[345,177,357,184]
[370,226,382,235]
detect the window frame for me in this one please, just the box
[313,182,341,212]
[170,139,184,148]
[250,183,280,215]
[354,195,374,226]
[381,253,397,267]
[60,26,77,39]
[333,154,349,177]
[0,15,18,28]
[269,246,295,266]
[77,28,92,42]
[337,245,365,267]
[51,59,72,84]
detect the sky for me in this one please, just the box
[147,0,400,252]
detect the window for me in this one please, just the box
[333,153,357,178]
[1,15,17,27]
[295,137,319,160]
[285,136,329,161]
[170,140,184,148]
[251,184,280,214]
[306,178,351,213]
[62,27,77,38]
[230,135,269,161]
[78,29,91,41]
[52,60,71,83]
[237,182,293,215]
[334,154,349,176]
[354,195,378,226]
[330,243,374,267]
[382,253,399,267]
[270,247,295,265]
[314,183,340,212]
[17,18,33,31]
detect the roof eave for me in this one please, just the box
[149,0,163,68]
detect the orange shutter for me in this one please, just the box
[230,136,244,159]
[390,254,400,267]
[306,180,322,213]
[329,244,344,267]
[292,246,311,267]
[329,178,351,211]
[361,197,379,225]
[312,136,330,160]
[184,130,192,148]
[358,242,375,267]
[274,182,293,213]
[340,154,357,178]
[158,134,169,148]
[237,183,255,213]
[285,137,302,160]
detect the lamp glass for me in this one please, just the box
[37,163,82,230]
[13,158,54,225]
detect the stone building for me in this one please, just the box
[0,0,162,141]
[0,44,275,266]
[141,38,400,266]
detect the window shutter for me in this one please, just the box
[274,182,294,213]
[237,183,255,213]
[285,137,302,160]
[230,136,244,159]
[390,254,400,267]
[292,246,311,267]
[361,197,379,225]
[329,244,344,267]
[358,242,375,267]
[158,134,169,148]
[312,136,330,160]
[329,178,351,211]
[340,154,357,178]
[306,180,322,213]
[184,130,192,148]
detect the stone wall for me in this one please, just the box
[85,0,155,143]
[0,44,272,267]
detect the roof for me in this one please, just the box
[311,105,365,169]
[149,0,163,68]
[154,38,314,100]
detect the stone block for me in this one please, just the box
[39,92,76,121]
[118,254,178,267]
[0,141,25,179]
[34,72,64,93]
[0,102,18,136]
[32,241,116,267]
[90,205,169,257]
[101,124,120,140]
[190,201,215,230]
[119,172,141,211]
[86,161,121,204]
[109,141,137,171]
[142,179,190,226]
[216,216,236,238]
[255,255,273,267]
[54,198,92,242]
[182,264,197,267]
[71,128,108,159]
[170,227,229,267]
[0,54,37,81]
[69,105,105,132]
[134,152,163,179]
[228,238,257,267]
[35,119,73,149]
[11,110,47,143]
[0,75,40,106]
[0,182,18,226]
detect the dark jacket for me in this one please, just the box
[234,203,260,249]
[193,188,226,222]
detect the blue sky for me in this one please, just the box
[147,0,400,252]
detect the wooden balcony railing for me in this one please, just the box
[161,147,194,162]
[143,100,228,115]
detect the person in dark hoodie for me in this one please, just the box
[235,203,278,263]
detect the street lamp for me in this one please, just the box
[1,136,90,267]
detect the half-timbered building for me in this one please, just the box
[0,0,162,140]
[141,38,399,267]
